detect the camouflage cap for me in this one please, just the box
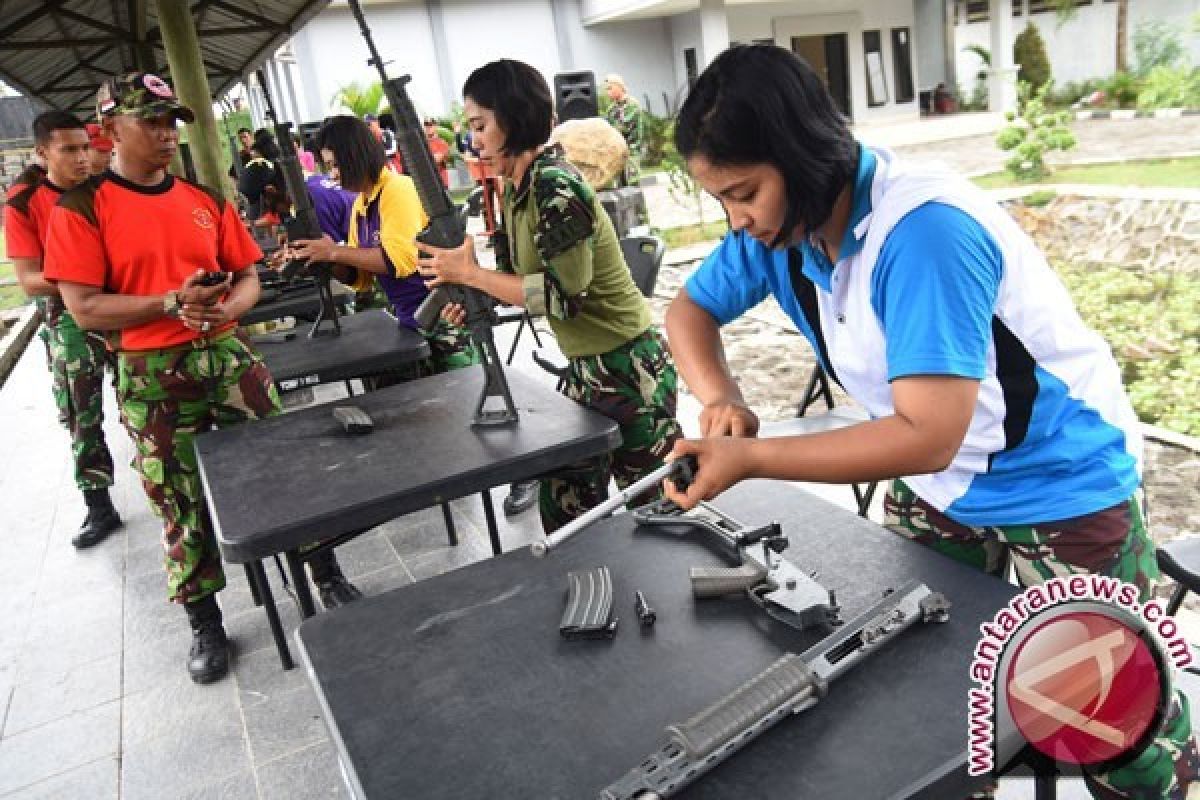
[96,72,195,123]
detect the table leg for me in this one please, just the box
[440,502,458,546]
[249,559,294,670]
[481,490,502,556]
[286,550,319,619]
[245,563,263,607]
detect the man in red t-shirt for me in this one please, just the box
[84,122,115,176]
[42,72,281,684]
[3,111,123,549]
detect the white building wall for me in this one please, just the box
[668,10,703,95]
[289,3,442,123]
[955,0,1200,89]
[914,0,948,87]
[564,15,679,116]
[773,0,920,123]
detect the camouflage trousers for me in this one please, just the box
[884,479,1200,800]
[540,329,682,533]
[38,299,116,492]
[424,319,479,375]
[117,333,281,604]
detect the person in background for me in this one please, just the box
[661,44,1198,800]
[4,111,122,551]
[294,131,316,173]
[226,126,253,180]
[603,73,644,187]
[289,115,473,374]
[418,59,681,533]
[238,131,282,220]
[425,117,451,188]
[85,123,115,175]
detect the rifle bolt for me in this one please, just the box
[634,591,656,627]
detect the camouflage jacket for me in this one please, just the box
[496,144,649,357]
[605,97,644,156]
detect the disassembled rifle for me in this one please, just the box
[599,581,950,799]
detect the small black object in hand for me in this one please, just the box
[196,271,229,287]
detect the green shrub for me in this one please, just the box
[1133,19,1187,76]
[1014,23,1052,90]
[1022,189,1057,207]
[1056,262,1200,436]
[1103,71,1143,109]
[641,110,669,168]
[996,81,1077,181]
[1137,66,1200,110]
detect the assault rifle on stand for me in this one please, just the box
[256,69,341,337]
[346,0,517,426]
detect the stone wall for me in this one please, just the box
[1006,195,1200,274]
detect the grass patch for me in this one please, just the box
[0,259,30,314]
[659,220,728,249]
[973,156,1200,189]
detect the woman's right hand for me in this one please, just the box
[440,302,467,327]
[699,401,760,438]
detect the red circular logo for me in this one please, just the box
[1005,610,1165,766]
[192,208,215,229]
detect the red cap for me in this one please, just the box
[85,123,114,153]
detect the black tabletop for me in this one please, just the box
[297,479,1018,800]
[240,283,352,326]
[249,309,429,390]
[196,367,622,562]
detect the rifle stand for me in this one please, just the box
[471,338,518,427]
[307,274,343,338]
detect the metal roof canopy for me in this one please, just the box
[0,0,333,116]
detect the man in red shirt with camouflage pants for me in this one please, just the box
[43,73,281,684]
[4,111,123,549]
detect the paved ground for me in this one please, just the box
[1,113,1198,799]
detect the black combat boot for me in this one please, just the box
[502,479,539,516]
[72,488,122,549]
[184,594,231,684]
[307,549,364,610]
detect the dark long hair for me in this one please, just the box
[675,44,856,248]
[316,115,387,193]
[462,59,553,157]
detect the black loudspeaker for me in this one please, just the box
[554,71,598,122]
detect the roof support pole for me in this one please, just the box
[155,0,226,193]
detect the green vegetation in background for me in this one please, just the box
[1056,262,1200,436]
[0,240,29,312]
[1014,22,1052,90]
[995,81,1077,182]
[973,156,1200,189]
[658,221,728,249]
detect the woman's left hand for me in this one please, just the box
[290,235,337,264]
[417,236,477,288]
[662,436,758,511]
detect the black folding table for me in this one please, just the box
[296,479,1019,799]
[195,367,622,669]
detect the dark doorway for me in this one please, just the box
[791,33,852,118]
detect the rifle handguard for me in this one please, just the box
[666,653,820,758]
[689,564,768,598]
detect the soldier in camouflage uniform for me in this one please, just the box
[418,59,682,534]
[42,72,297,684]
[3,112,122,549]
[604,74,644,187]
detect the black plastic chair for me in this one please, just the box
[620,235,666,299]
[1158,538,1200,616]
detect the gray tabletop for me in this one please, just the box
[249,309,429,390]
[196,366,621,562]
[296,479,1019,800]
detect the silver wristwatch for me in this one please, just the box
[163,291,181,319]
